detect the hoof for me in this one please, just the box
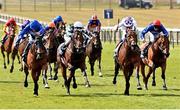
[91,74,94,76]
[85,84,91,88]
[72,83,77,89]
[4,65,7,69]
[99,73,103,77]
[53,76,58,80]
[112,80,116,85]
[24,82,28,87]
[19,68,23,71]
[33,94,38,97]
[152,82,156,86]
[137,86,142,90]
[48,77,53,80]
[124,91,129,96]
[44,84,50,89]
[10,68,13,73]
[162,86,167,90]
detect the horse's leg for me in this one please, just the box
[81,68,91,88]
[90,59,95,76]
[19,58,23,71]
[7,53,10,65]
[161,63,167,90]
[152,68,156,86]
[17,53,21,64]
[48,63,53,80]
[32,70,40,96]
[53,62,58,80]
[1,50,7,69]
[61,64,68,94]
[24,66,29,87]
[10,52,16,73]
[113,59,120,84]
[145,67,153,90]
[72,75,77,89]
[66,70,75,95]
[123,68,131,95]
[42,64,49,88]
[136,65,142,90]
[98,56,103,77]
[140,63,147,89]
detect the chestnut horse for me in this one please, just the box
[10,37,29,73]
[44,25,65,80]
[56,29,90,95]
[86,31,102,77]
[140,34,170,90]
[112,30,146,95]
[23,36,48,96]
[1,26,20,69]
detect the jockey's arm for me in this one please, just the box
[160,25,169,37]
[140,25,153,42]
[3,25,8,34]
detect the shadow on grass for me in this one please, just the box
[0,80,23,84]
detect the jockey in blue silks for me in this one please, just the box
[140,19,169,58]
[14,20,45,63]
[53,16,64,29]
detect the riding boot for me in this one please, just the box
[140,42,151,58]
[22,43,31,63]
[113,40,123,58]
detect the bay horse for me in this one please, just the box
[10,37,29,73]
[44,25,65,80]
[23,35,49,96]
[112,30,146,95]
[1,25,20,69]
[140,33,170,90]
[56,29,90,95]
[86,31,102,77]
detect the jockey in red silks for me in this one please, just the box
[1,18,17,47]
[114,16,138,58]
[140,19,169,58]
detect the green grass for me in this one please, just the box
[0,41,180,108]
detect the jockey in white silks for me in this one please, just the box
[114,16,138,58]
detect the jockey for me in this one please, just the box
[114,16,137,57]
[1,18,17,47]
[45,22,56,33]
[14,20,45,62]
[86,14,101,34]
[20,19,30,31]
[140,19,168,58]
[53,16,64,29]
[59,21,90,56]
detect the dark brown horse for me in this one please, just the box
[112,30,146,95]
[44,26,65,80]
[86,31,102,77]
[10,37,29,73]
[56,29,90,95]
[23,36,49,96]
[140,34,170,90]
[1,26,20,69]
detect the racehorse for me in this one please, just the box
[10,37,29,73]
[1,25,20,69]
[140,33,170,90]
[44,24,65,80]
[56,29,90,95]
[112,30,146,95]
[23,36,49,96]
[86,31,102,77]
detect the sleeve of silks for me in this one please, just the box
[14,25,18,34]
[39,26,45,37]
[3,25,7,34]
[160,25,169,37]
[140,26,150,41]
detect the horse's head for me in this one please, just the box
[126,30,138,50]
[44,29,56,53]
[33,35,46,60]
[91,31,101,48]
[156,34,170,58]
[72,30,85,54]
